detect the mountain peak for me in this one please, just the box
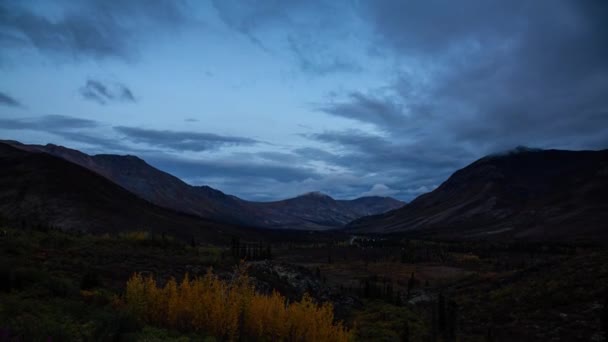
[297,191,333,199]
[94,153,146,164]
[486,146,544,159]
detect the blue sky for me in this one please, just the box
[1,0,607,201]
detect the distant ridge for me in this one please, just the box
[297,191,332,198]
[2,140,405,230]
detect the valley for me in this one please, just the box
[1,141,607,341]
[2,2,607,340]
[2,224,606,341]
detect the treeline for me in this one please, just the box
[333,272,420,307]
[230,237,272,260]
[125,268,350,341]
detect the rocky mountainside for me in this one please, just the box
[347,148,608,242]
[3,140,404,230]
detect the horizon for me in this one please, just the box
[4,137,606,203]
[1,0,607,201]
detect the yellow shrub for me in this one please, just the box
[121,231,149,241]
[124,268,350,341]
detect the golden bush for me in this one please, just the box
[125,267,350,341]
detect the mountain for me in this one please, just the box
[347,148,608,242]
[3,140,404,230]
[252,192,405,230]
[0,142,260,243]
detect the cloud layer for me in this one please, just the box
[0,0,188,62]
[1,0,607,201]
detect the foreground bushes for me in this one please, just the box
[125,268,350,341]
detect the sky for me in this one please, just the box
[1,0,607,201]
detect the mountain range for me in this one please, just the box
[1,140,404,230]
[347,147,608,243]
[3,139,607,243]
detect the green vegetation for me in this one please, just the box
[0,226,233,340]
[353,300,427,341]
[1,225,607,341]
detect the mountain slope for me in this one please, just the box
[0,142,261,243]
[347,148,608,242]
[3,141,404,230]
[252,192,404,230]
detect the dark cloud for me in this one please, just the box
[305,0,608,199]
[3,1,607,202]
[302,129,468,199]
[357,0,528,56]
[317,92,407,130]
[292,147,337,161]
[211,0,360,75]
[0,91,20,107]
[80,79,136,105]
[0,0,188,62]
[57,131,135,153]
[286,34,360,75]
[145,154,320,184]
[114,126,259,152]
[0,115,134,152]
[0,115,98,131]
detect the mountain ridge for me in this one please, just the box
[346,148,608,242]
[0,142,263,243]
[2,140,405,230]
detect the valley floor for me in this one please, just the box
[1,226,607,341]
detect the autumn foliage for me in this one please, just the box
[125,267,350,341]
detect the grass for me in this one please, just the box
[0,226,230,341]
[352,300,428,341]
[1,225,607,341]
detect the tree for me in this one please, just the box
[400,319,410,342]
[80,269,102,290]
[446,299,458,341]
[602,296,608,341]
[124,269,350,341]
[407,272,416,299]
[437,292,447,337]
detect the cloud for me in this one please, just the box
[346,0,608,150]
[317,92,407,130]
[286,34,361,75]
[360,183,400,197]
[211,0,362,75]
[0,115,98,131]
[0,115,136,152]
[304,0,608,200]
[0,115,152,153]
[114,126,259,152]
[80,79,136,105]
[301,129,468,199]
[0,0,189,62]
[3,1,607,203]
[0,91,21,107]
[145,154,320,184]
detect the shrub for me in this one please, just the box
[125,268,350,341]
[81,269,103,290]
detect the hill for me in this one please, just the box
[0,142,267,243]
[347,148,608,242]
